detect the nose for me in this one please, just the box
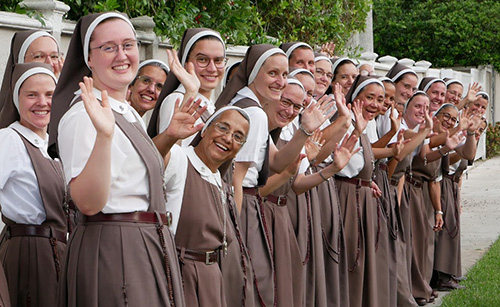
[45,56,54,65]
[115,46,128,60]
[146,81,156,92]
[205,59,217,72]
[221,130,233,144]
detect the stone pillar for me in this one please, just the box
[19,0,70,41]
[358,5,373,53]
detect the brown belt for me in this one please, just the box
[242,187,259,196]
[405,176,423,189]
[444,173,461,183]
[390,178,400,186]
[177,246,219,265]
[7,225,67,243]
[378,163,388,172]
[335,176,372,187]
[266,194,287,206]
[83,211,172,227]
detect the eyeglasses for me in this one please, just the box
[25,51,64,62]
[213,122,246,145]
[91,40,140,54]
[315,68,333,80]
[135,75,163,92]
[280,98,304,113]
[192,55,227,68]
[440,112,458,125]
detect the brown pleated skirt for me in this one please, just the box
[58,221,184,307]
[0,234,65,307]
[0,262,9,307]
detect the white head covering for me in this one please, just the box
[138,59,169,74]
[13,66,56,111]
[248,48,286,84]
[201,106,250,135]
[18,31,58,64]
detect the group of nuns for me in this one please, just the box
[0,11,489,307]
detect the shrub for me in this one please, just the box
[486,122,500,158]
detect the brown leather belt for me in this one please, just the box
[405,176,423,189]
[177,246,219,265]
[378,163,388,172]
[266,194,287,206]
[7,225,67,243]
[242,187,259,196]
[444,173,461,183]
[335,176,372,187]
[390,178,400,186]
[83,211,172,227]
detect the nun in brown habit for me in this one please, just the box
[0,62,66,307]
[334,75,386,307]
[0,267,9,307]
[215,44,332,306]
[47,12,185,307]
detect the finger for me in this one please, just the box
[101,90,110,108]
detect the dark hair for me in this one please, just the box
[333,61,356,81]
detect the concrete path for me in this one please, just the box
[430,156,500,306]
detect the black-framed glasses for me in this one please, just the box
[136,75,163,92]
[280,98,304,113]
[213,122,246,145]
[192,55,227,68]
[440,112,458,125]
[25,51,64,62]
[315,68,333,80]
[91,40,140,54]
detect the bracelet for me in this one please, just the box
[435,210,444,215]
[438,147,449,157]
[299,124,314,136]
[319,169,328,181]
[467,130,475,136]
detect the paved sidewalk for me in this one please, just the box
[430,156,500,306]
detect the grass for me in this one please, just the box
[440,237,500,307]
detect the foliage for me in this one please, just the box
[441,237,500,306]
[2,0,371,51]
[486,122,500,158]
[373,0,500,71]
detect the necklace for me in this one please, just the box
[208,175,228,256]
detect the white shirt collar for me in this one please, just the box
[185,146,222,188]
[72,88,132,115]
[230,86,261,107]
[9,121,48,150]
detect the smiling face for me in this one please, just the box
[475,120,487,142]
[332,62,358,95]
[380,82,395,115]
[88,18,139,100]
[248,54,288,104]
[195,110,250,172]
[186,38,225,99]
[394,73,418,109]
[128,65,167,116]
[404,94,429,129]
[356,83,384,121]
[469,96,488,116]
[314,59,333,98]
[265,83,304,130]
[445,83,463,105]
[435,106,458,133]
[426,81,447,113]
[24,36,59,65]
[18,73,56,138]
[294,73,315,107]
[289,47,315,74]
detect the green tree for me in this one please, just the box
[373,0,500,70]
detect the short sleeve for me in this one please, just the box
[0,129,22,189]
[235,106,269,163]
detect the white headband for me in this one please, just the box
[287,77,306,101]
[332,57,355,75]
[351,79,384,103]
[180,30,225,66]
[138,59,169,73]
[289,68,314,79]
[404,90,427,113]
[201,106,250,135]
[445,79,463,88]
[84,12,135,68]
[13,67,57,112]
[248,48,286,85]
[423,78,445,93]
[285,42,312,59]
[18,31,57,64]
[390,68,417,83]
[476,91,489,100]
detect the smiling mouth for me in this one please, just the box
[33,110,49,115]
[140,94,154,101]
[113,64,130,71]
[215,142,229,151]
[203,75,218,81]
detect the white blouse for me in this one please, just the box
[164,145,223,234]
[58,88,150,214]
[0,122,49,224]
[158,84,215,147]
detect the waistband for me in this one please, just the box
[335,176,372,187]
[405,176,423,188]
[242,187,259,196]
[378,162,388,172]
[444,173,461,183]
[82,211,172,227]
[7,225,67,243]
[177,246,219,265]
[390,177,400,187]
[266,194,287,206]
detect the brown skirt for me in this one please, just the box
[336,179,380,307]
[0,233,65,307]
[58,220,184,307]
[434,176,461,276]
[0,263,9,307]
[263,200,303,307]
[240,193,275,307]
[180,259,226,307]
